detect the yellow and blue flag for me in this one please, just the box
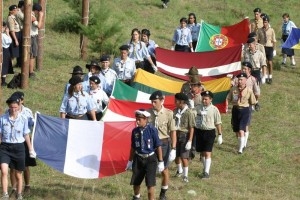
[282,28,300,49]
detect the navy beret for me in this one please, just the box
[253,8,261,13]
[89,76,100,84]
[263,16,269,22]
[9,5,17,11]
[149,91,164,100]
[248,32,257,38]
[242,61,252,69]
[247,37,255,44]
[100,55,110,62]
[119,45,130,51]
[236,73,247,78]
[69,76,82,86]
[6,95,20,104]
[175,93,189,102]
[33,3,42,11]
[11,91,25,100]
[201,91,214,98]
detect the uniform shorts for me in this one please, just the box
[0,143,26,171]
[30,35,38,58]
[175,44,190,52]
[264,46,274,61]
[130,153,157,187]
[231,106,250,132]
[24,142,37,167]
[161,138,171,167]
[195,129,216,152]
[176,132,190,159]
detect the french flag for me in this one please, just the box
[32,113,135,178]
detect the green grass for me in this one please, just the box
[1,0,300,199]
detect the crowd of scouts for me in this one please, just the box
[1,3,298,200]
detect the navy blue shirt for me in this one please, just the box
[131,123,161,154]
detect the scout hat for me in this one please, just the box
[236,73,247,78]
[149,90,164,100]
[201,91,214,98]
[175,93,189,102]
[242,61,253,69]
[185,66,200,76]
[189,76,201,85]
[135,109,151,118]
[89,76,101,84]
[69,76,82,86]
[70,66,85,75]
[86,60,101,71]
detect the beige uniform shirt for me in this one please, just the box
[232,75,260,96]
[250,18,263,33]
[257,27,276,47]
[7,15,20,32]
[243,49,266,70]
[227,86,257,107]
[173,107,195,133]
[242,43,266,58]
[16,10,24,30]
[195,103,222,130]
[147,106,176,139]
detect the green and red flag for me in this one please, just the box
[195,18,249,52]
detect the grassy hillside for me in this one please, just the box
[1,0,300,199]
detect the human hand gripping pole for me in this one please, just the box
[185,141,192,150]
[157,161,165,173]
[125,160,133,170]
[168,149,176,162]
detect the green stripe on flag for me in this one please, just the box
[112,80,138,101]
[196,22,221,52]
[131,82,174,96]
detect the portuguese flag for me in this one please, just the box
[195,18,249,52]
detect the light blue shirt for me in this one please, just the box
[59,91,96,115]
[5,105,34,129]
[147,40,156,57]
[128,41,151,62]
[188,23,201,42]
[112,57,136,80]
[172,27,192,46]
[100,68,117,96]
[88,88,109,113]
[0,113,30,143]
[282,20,297,35]
[82,72,105,92]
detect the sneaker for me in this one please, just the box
[182,176,189,183]
[29,72,36,79]
[174,170,183,177]
[23,185,31,196]
[16,194,23,200]
[238,150,243,154]
[1,194,9,200]
[9,189,16,198]
[132,196,140,200]
[159,193,167,200]
[201,172,210,179]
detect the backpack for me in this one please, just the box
[7,73,22,89]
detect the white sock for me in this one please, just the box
[238,137,245,152]
[201,156,206,170]
[292,57,296,65]
[183,167,188,177]
[283,57,287,63]
[177,163,183,173]
[134,194,141,198]
[161,185,168,190]
[261,76,266,84]
[269,74,272,79]
[244,132,249,147]
[204,158,211,174]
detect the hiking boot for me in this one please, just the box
[23,186,31,196]
[1,193,9,200]
[132,196,140,200]
[174,170,183,177]
[182,176,189,183]
[201,172,210,179]
[159,193,167,200]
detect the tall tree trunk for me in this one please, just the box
[80,0,89,60]
[37,0,46,71]
[21,0,32,89]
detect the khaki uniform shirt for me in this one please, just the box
[243,49,266,70]
[16,10,24,30]
[173,107,195,133]
[7,15,20,32]
[147,106,176,139]
[250,18,263,33]
[242,43,266,58]
[232,75,260,96]
[257,26,276,47]
[180,82,191,95]
[227,86,257,107]
[195,103,222,130]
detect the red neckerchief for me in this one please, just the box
[238,86,247,102]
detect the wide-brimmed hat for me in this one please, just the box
[185,66,202,76]
[86,60,101,71]
[70,66,85,75]
[189,76,201,85]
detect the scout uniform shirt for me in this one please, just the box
[7,15,21,33]
[172,27,192,46]
[250,18,263,33]
[195,103,222,130]
[112,57,136,81]
[243,49,266,70]
[100,68,117,96]
[227,86,257,107]
[128,41,151,62]
[89,87,109,113]
[147,106,176,140]
[257,26,276,47]
[173,106,195,133]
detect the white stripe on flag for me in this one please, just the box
[64,120,104,178]
[136,91,151,103]
[101,109,135,122]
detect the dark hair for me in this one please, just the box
[180,17,188,24]
[141,29,151,37]
[188,13,197,24]
[68,84,85,97]
[18,1,24,8]
[282,13,290,18]
[130,28,142,50]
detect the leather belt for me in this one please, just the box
[66,114,84,119]
[160,138,170,143]
[233,106,248,109]
[136,151,154,158]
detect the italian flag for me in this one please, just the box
[195,18,249,52]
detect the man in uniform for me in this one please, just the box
[194,91,223,179]
[173,93,195,183]
[227,73,257,154]
[242,32,266,60]
[126,109,164,200]
[147,91,176,200]
[250,8,263,33]
[180,66,203,96]
[99,55,117,97]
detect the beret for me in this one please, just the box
[100,55,110,62]
[263,16,269,22]
[248,32,257,38]
[135,109,151,118]
[201,91,214,98]
[33,3,42,11]
[149,90,164,100]
[70,65,85,75]
[253,8,261,13]
[236,73,247,78]
[6,95,20,104]
[247,37,255,44]
[69,76,82,86]
[242,61,253,69]
[185,66,199,76]
[11,91,25,100]
[86,60,101,70]
[89,76,100,84]
[175,93,189,102]
[119,45,130,51]
[9,5,17,11]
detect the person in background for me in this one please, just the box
[227,73,256,154]
[242,32,266,60]
[250,8,263,33]
[257,16,276,84]
[65,65,88,94]
[1,22,13,87]
[171,17,193,52]
[173,93,195,183]
[0,96,36,200]
[281,13,297,67]
[112,45,136,85]
[88,76,109,121]
[161,0,169,9]
[29,3,44,78]
[99,55,117,97]
[128,28,157,72]
[15,1,24,31]
[147,91,176,200]
[180,66,204,98]
[126,109,163,200]
[141,29,157,74]
[83,60,104,91]
[60,76,96,120]
[187,13,201,51]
